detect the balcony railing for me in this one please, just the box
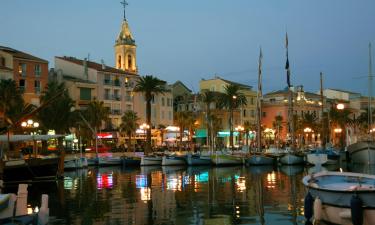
[112,110,121,115]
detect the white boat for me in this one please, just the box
[161,155,186,166]
[98,156,122,166]
[347,141,375,165]
[186,153,211,166]
[0,183,49,225]
[246,154,274,165]
[303,171,375,225]
[264,146,286,157]
[279,152,304,165]
[140,156,162,166]
[211,153,244,166]
[64,157,88,170]
[307,152,328,165]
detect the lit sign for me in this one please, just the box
[97,132,113,139]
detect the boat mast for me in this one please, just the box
[256,48,263,152]
[320,72,325,149]
[285,33,295,149]
[368,42,373,132]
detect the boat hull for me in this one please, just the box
[303,171,375,225]
[161,156,186,166]
[246,155,274,165]
[211,154,243,166]
[186,154,211,166]
[122,157,141,166]
[64,157,88,170]
[98,157,122,166]
[307,153,328,165]
[280,153,304,165]
[348,141,375,164]
[4,157,59,182]
[140,156,162,166]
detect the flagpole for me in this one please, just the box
[285,33,295,150]
[256,47,263,153]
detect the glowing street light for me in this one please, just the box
[21,119,39,128]
[336,103,345,110]
[334,128,342,133]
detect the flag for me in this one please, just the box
[285,33,291,87]
[258,47,263,97]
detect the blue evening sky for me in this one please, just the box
[1,0,375,94]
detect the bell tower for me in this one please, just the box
[114,0,137,73]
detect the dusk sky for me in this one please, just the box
[1,0,375,94]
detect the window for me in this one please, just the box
[161,111,165,119]
[0,56,5,66]
[153,109,156,118]
[251,110,255,117]
[168,111,172,120]
[104,74,111,85]
[80,88,91,100]
[262,111,266,117]
[118,55,122,69]
[167,98,171,107]
[161,97,165,106]
[19,79,25,92]
[114,77,120,86]
[126,104,132,110]
[114,90,120,101]
[127,55,132,70]
[19,63,26,76]
[250,97,254,105]
[210,85,215,91]
[34,80,41,94]
[104,89,110,100]
[243,109,246,117]
[34,65,41,77]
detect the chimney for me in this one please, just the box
[101,59,106,70]
[83,58,88,80]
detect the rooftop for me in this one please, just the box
[0,46,48,63]
[56,56,138,76]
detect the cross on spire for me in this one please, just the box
[120,0,128,21]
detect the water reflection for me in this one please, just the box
[35,166,313,224]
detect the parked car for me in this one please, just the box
[85,145,111,153]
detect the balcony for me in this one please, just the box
[113,80,121,87]
[104,94,111,100]
[112,109,122,115]
[104,79,112,85]
[113,95,121,101]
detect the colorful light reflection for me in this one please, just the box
[97,173,113,189]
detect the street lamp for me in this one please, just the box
[336,103,345,110]
[140,123,150,143]
[21,119,40,157]
[235,125,244,146]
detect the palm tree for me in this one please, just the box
[84,100,110,133]
[174,111,188,151]
[272,115,284,146]
[218,84,247,150]
[185,112,197,151]
[38,81,75,176]
[0,79,25,129]
[329,106,352,148]
[134,75,167,153]
[200,91,217,149]
[158,124,166,147]
[119,110,139,152]
[243,120,255,148]
[210,114,222,150]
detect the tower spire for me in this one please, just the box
[120,0,128,21]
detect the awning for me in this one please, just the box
[0,135,65,142]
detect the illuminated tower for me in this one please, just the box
[114,0,137,73]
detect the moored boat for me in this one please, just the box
[211,153,244,166]
[98,156,122,166]
[303,171,375,225]
[140,156,162,166]
[279,152,304,165]
[347,141,375,165]
[64,157,88,170]
[186,153,211,166]
[306,152,328,165]
[161,155,186,166]
[246,154,274,166]
[121,156,141,167]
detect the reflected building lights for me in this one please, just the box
[266,172,276,189]
[236,177,246,192]
[97,173,114,189]
[167,175,182,192]
[140,187,151,202]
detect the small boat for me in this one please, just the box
[307,152,328,165]
[347,141,375,165]
[98,156,122,166]
[161,155,186,166]
[4,157,59,182]
[0,183,49,225]
[140,156,162,166]
[87,157,98,166]
[121,156,141,167]
[303,171,375,225]
[279,151,304,165]
[64,157,88,170]
[264,146,286,158]
[246,154,274,166]
[211,153,244,166]
[186,153,211,166]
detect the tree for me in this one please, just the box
[84,100,110,133]
[158,124,166,147]
[119,110,139,152]
[329,106,352,148]
[185,112,197,151]
[200,91,217,149]
[174,111,188,151]
[210,114,222,150]
[272,115,284,146]
[217,84,247,150]
[0,79,25,129]
[243,120,255,148]
[134,75,167,153]
[38,81,75,176]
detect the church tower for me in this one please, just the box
[114,1,137,73]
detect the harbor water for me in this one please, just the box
[5,164,375,225]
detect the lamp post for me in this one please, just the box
[21,119,40,157]
[140,123,150,147]
[235,125,244,147]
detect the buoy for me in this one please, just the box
[350,195,363,225]
[304,192,314,221]
[313,197,323,221]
